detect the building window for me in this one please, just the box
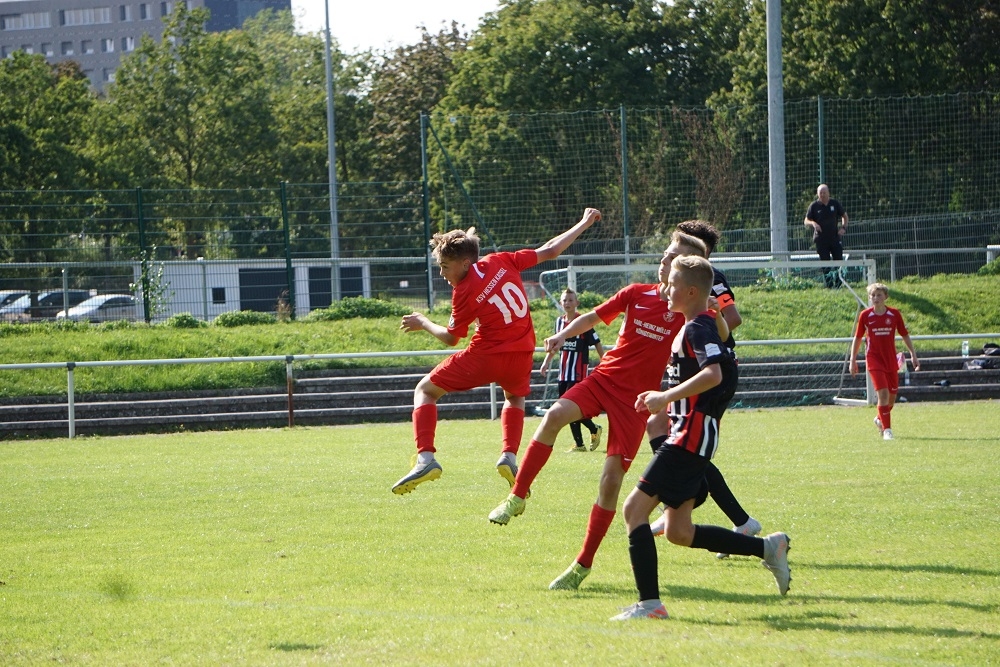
[61,41,73,55]
[212,288,226,305]
[1,46,9,58]
[21,44,33,54]
[139,3,149,19]
[101,37,113,52]
[103,68,115,82]
[1,12,52,30]
[61,7,112,26]
[119,5,131,21]
[121,36,134,52]
[160,2,172,17]
[81,40,94,54]
[41,42,53,56]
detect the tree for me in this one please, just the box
[99,5,278,258]
[0,53,96,288]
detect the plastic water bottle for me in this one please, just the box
[962,340,970,358]
[904,366,910,386]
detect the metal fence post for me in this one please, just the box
[280,182,296,319]
[286,355,295,428]
[420,113,434,310]
[817,95,825,184]
[67,362,76,439]
[136,187,152,323]
[620,104,631,264]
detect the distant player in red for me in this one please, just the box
[539,288,606,452]
[391,208,601,495]
[488,231,708,591]
[849,282,920,440]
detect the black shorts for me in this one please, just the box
[636,445,710,510]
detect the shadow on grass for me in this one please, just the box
[808,561,1000,578]
[269,642,323,652]
[662,583,998,614]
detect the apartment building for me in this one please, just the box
[0,0,289,90]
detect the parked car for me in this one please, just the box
[0,290,92,322]
[56,294,139,323]
[0,290,28,308]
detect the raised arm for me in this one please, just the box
[535,208,601,264]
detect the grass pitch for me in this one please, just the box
[1,402,998,665]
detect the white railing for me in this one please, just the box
[1,333,997,439]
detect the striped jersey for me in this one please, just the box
[666,311,738,459]
[554,314,601,382]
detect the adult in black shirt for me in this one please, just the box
[804,184,848,288]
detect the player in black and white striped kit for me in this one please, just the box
[540,289,606,452]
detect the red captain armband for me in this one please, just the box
[716,294,735,310]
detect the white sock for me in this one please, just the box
[498,451,516,466]
[640,598,663,610]
[417,451,435,465]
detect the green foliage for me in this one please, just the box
[978,257,1000,275]
[302,297,410,322]
[528,297,554,311]
[1,405,998,664]
[745,271,819,292]
[0,270,996,398]
[129,246,173,320]
[213,310,277,327]
[576,290,606,309]
[164,312,208,329]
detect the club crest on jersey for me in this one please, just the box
[448,315,456,328]
[663,312,676,323]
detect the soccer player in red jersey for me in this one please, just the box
[613,255,790,621]
[849,282,920,440]
[488,231,708,591]
[391,207,601,495]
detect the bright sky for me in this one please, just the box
[290,0,502,53]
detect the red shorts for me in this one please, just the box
[561,373,648,472]
[429,348,534,397]
[868,369,899,394]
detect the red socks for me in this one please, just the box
[511,439,552,499]
[500,406,525,456]
[878,404,892,429]
[576,504,616,569]
[413,404,437,453]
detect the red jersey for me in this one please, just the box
[447,249,538,354]
[854,306,909,373]
[590,283,682,396]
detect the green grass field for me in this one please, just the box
[2,402,999,665]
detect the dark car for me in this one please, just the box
[0,290,92,322]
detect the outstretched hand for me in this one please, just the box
[399,312,427,333]
[543,334,565,353]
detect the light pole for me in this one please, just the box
[323,0,341,299]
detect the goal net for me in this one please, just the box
[538,257,877,408]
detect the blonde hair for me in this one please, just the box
[431,227,480,263]
[867,282,889,298]
[671,255,714,294]
[670,230,708,258]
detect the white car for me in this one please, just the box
[57,294,140,323]
[0,290,28,309]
